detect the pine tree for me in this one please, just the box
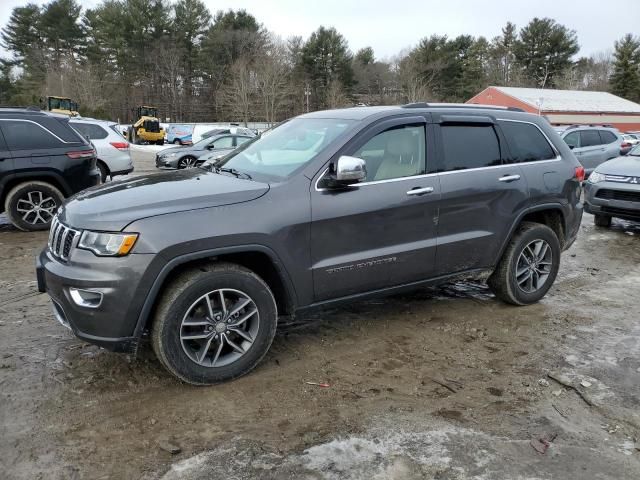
[610,34,640,102]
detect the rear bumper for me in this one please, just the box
[111,166,134,176]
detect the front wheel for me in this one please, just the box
[488,222,561,305]
[151,263,277,385]
[178,156,197,169]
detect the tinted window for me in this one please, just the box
[599,130,617,144]
[236,136,251,146]
[212,136,234,148]
[71,122,108,140]
[580,130,601,147]
[1,120,62,150]
[563,131,580,148]
[353,124,426,181]
[440,125,501,171]
[0,128,6,150]
[500,121,556,163]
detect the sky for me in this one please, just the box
[1,0,639,60]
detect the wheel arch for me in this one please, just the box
[495,204,567,265]
[0,173,70,213]
[133,245,298,339]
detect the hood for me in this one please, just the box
[597,155,640,176]
[58,169,269,231]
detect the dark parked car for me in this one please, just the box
[37,104,583,385]
[0,108,100,231]
[201,126,256,140]
[155,133,254,169]
[584,143,640,226]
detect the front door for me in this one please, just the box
[433,117,529,275]
[310,117,440,302]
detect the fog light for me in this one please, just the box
[69,287,103,308]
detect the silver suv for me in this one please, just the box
[70,118,133,182]
[560,126,628,175]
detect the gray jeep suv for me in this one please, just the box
[36,104,584,385]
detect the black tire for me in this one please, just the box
[156,139,164,146]
[177,155,197,169]
[173,139,182,145]
[488,222,561,306]
[4,181,63,231]
[151,263,278,385]
[594,214,612,228]
[97,161,109,183]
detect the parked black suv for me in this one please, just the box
[0,108,100,231]
[37,104,583,385]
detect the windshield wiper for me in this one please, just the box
[215,166,252,180]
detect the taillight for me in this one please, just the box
[110,141,129,150]
[575,166,585,182]
[621,141,631,149]
[66,149,95,159]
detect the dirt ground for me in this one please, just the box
[1,148,639,479]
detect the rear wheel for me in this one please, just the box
[173,139,182,145]
[4,181,63,231]
[97,160,109,183]
[594,214,612,228]
[488,222,561,305]
[178,156,197,169]
[156,139,164,146]
[151,263,277,385]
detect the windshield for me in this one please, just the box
[139,107,157,118]
[217,118,354,180]
[629,144,640,156]
[49,97,71,111]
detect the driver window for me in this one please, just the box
[212,136,233,149]
[352,124,425,182]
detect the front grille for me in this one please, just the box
[596,189,640,203]
[601,206,640,218]
[143,120,160,133]
[48,217,80,260]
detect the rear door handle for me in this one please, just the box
[498,174,521,183]
[407,187,434,196]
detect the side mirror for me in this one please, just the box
[325,156,366,188]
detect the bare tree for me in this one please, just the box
[255,37,291,124]
[221,58,256,126]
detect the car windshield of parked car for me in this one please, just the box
[216,118,354,180]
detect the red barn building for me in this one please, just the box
[467,86,640,132]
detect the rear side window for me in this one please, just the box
[500,121,556,163]
[212,136,234,149]
[440,125,501,171]
[0,128,7,150]
[0,120,62,150]
[580,130,601,147]
[599,130,617,144]
[71,122,108,140]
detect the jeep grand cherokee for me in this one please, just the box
[37,104,583,385]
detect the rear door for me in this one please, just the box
[599,129,621,161]
[433,115,529,275]
[311,116,440,301]
[577,130,605,172]
[0,125,14,199]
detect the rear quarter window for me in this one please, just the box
[599,130,618,144]
[71,122,109,140]
[440,124,501,171]
[580,130,601,147]
[500,121,556,163]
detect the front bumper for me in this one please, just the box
[36,246,154,353]
[155,154,179,169]
[584,180,640,221]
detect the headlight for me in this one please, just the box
[161,152,177,158]
[588,171,605,183]
[78,231,138,256]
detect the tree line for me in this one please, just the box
[0,0,639,124]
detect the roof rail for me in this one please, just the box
[401,102,525,113]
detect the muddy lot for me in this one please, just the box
[1,151,639,479]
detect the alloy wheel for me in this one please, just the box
[180,288,259,367]
[179,157,197,168]
[515,239,553,293]
[15,190,57,225]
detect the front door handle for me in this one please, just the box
[498,174,521,182]
[407,186,434,196]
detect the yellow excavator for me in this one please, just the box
[128,106,165,145]
[43,96,80,116]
